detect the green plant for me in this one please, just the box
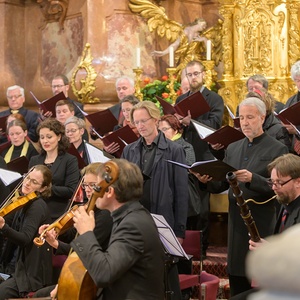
[141,76,182,104]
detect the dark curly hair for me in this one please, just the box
[37,118,70,155]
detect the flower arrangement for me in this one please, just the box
[141,75,182,104]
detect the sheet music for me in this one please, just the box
[84,141,111,163]
[225,105,235,119]
[151,214,189,260]
[0,168,22,186]
[191,120,215,139]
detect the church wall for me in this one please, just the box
[0,0,221,108]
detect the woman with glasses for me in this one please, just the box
[29,118,80,222]
[65,116,88,166]
[32,162,113,298]
[158,114,195,165]
[0,165,53,299]
[1,119,39,167]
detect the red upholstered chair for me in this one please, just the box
[200,271,220,300]
[178,230,203,299]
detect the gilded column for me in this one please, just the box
[219,6,234,78]
[287,1,300,65]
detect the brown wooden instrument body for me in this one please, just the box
[226,172,261,242]
[57,252,97,300]
[0,192,37,217]
[57,160,119,300]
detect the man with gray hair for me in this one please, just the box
[196,97,288,297]
[246,74,284,113]
[0,85,39,142]
[109,76,135,120]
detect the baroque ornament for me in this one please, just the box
[128,0,223,77]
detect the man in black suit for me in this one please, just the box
[0,85,40,142]
[51,74,84,119]
[231,153,300,300]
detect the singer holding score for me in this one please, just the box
[194,97,288,296]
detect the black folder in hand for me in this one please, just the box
[156,91,210,119]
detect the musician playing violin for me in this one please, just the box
[0,165,53,300]
[32,162,113,298]
[70,159,165,300]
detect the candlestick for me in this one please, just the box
[206,40,212,61]
[169,47,174,67]
[133,68,143,101]
[166,67,177,104]
[136,48,141,68]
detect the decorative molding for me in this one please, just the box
[37,0,69,31]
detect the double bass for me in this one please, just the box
[55,160,119,300]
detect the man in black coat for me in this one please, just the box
[195,97,288,297]
[176,60,224,256]
[0,85,40,143]
[122,101,189,300]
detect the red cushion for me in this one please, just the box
[179,274,199,290]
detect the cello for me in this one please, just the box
[55,160,119,300]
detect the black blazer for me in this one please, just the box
[29,152,80,220]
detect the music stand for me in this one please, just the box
[151,214,189,299]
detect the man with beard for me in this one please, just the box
[175,60,224,257]
[230,153,300,300]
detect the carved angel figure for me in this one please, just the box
[129,0,223,76]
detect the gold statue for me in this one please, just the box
[128,0,223,76]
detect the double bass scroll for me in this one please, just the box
[226,171,261,242]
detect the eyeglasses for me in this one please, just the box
[81,183,97,190]
[133,117,152,126]
[160,127,171,132]
[51,84,65,89]
[66,128,79,134]
[7,94,22,100]
[24,176,43,186]
[267,178,293,189]
[186,71,203,78]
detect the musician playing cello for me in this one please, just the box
[68,159,165,300]
[32,162,113,298]
[0,165,53,300]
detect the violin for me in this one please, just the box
[0,167,37,218]
[33,177,85,247]
[56,160,119,300]
[0,192,37,217]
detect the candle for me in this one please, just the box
[169,46,174,67]
[136,48,141,68]
[206,40,212,61]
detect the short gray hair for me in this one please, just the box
[64,116,86,129]
[246,75,268,90]
[115,76,134,89]
[291,61,300,81]
[7,85,24,97]
[239,97,266,116]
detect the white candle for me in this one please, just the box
[136,48,141,68]
[169,46,174,67]
[206,40,212,61]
